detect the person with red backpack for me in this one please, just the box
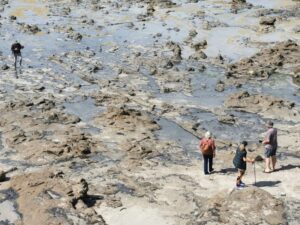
[199,131,216,175]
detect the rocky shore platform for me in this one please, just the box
[0,0,300,224]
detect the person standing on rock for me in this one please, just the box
[233,141,254,188]
[11,41,24,68]
[200,131,216,175]
[263,121,278,173]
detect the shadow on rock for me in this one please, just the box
[254,180,281,187]
[218,167,236,174]
[82,195,104,208]
[276,164,300,172]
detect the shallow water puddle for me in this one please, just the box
[63,96,105,122]
[153,67,229,108]
[191,68,230,107]
[155,117,199,156]
[247,0,296,8]
[203,27,258,61]
[201,112,265,143]
[10,0,49,20]
[181,108,265,143]
[245,73,300,103]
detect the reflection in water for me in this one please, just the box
[22,0,36,3]
[247,0,296,8]
[11,6,48,18]
[63,97,105,122]
[10,0,48,19]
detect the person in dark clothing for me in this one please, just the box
[200,131,216,175]
[11,41,24,68]
[233,141,254,188]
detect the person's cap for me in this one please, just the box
[267,121,273,127]
[241,141,248,146]
[205,131,211,138]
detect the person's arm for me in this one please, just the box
[263,131,270,145]
[243,157,254,163]
[212,140,216,151]
[211,140,216,157]
[199,140,203,151]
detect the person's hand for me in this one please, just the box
[213,152,216,158]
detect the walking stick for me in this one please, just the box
[253,162,256,186]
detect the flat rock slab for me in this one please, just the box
[192,186,285,225]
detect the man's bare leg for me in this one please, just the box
[265,157,271,172]
[271,156,277,171]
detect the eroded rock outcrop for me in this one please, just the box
[191,187,286,225]
[224,91,300,122]
[226,40,300,85]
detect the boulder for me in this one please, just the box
[260,17,276,26]
[189,29,198,37]
[191,40,207,51]
[21,24,41,34]
[1,64,9,70]
[189,51,207,60]
[218,114,236,124]
[215,80,225,92]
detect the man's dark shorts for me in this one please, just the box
[264,145,277,157]
[13,52,22,57]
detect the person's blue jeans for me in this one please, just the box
[203,154,213,174]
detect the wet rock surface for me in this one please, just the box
[224,91,300,122]
[0,0,300,224]
[260,17,277,26]
[225,40,300,86]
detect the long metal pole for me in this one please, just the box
[253,162,256,186]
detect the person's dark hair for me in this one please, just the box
[241,141,248,146]
[267,121,273,127]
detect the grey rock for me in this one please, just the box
[162,60,174,69]
[193,187,286,224]
[191,40,207,51]
[10,15,17,21]
[218,114,236,124]
[68,32,83,41]
[166,41,182,61]
[21,24,41,34]
[260,17,276,26]
[189,29,198,37]
[293,25,300,33]
[1,64,9,70]
[215,80,225,92]
[189,51,207,60]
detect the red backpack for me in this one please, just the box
[201,139,213,155]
